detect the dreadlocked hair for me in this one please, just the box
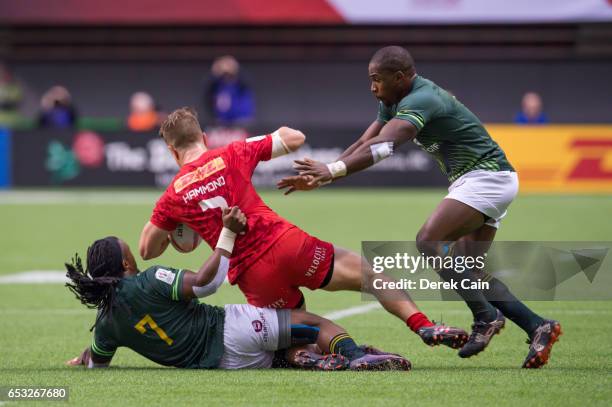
[65,237,124,331]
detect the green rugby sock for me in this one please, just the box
[439,268,497,322]
[485,277,544,335]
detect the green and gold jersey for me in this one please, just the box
[90,266,225,369]
[377,75,514,182]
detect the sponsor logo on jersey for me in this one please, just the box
[305,245,327,278]
[251,320,263,332]
[182,175,226,204]
[256,310,270,343]
[173,157,226,193]
[155,268,176,285]
[413,138,440,153]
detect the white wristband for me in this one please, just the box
[216,227,237,253]
[326,161,347,178]
[370,142,394,163]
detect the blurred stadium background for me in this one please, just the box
[0,1,611,406]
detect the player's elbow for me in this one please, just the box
[279,126,306,152]
[140,247,151,260]
[139,243,155,261]
[195,273,214,288]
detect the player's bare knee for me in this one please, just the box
[362,269,379,294]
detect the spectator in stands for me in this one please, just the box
[127,91,164,132]
[0,63,24,129]
[205,55,254,126]
[38,85,77,129]
[515,91,549,124]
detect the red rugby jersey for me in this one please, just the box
[150,135,294,283]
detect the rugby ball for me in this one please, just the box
[169,223,202,253]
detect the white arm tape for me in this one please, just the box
[271,130,291,158]
[192,256,229,298]
[370,142,394,163]
[326,161,347,178]
[216,227,237,253]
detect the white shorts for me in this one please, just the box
[218,304,291,369]
[445,170,519,229]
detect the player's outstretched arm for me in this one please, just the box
[276,122,382,194]
[139,221,171,260]
[341,119,416,173]
[289,119,417,188]
[180,206,247,299]
[337,120,384,160]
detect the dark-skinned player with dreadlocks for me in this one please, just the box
[279,45,562,368]
[65,206,410,371]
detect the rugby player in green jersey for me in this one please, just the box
[279,46,561,368]
[64,206,410,371]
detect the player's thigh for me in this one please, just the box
[418,198,486,242]
[237,255,303,309]
[285,228,335,292]
[218,304,290,369]
[322,246,364,292]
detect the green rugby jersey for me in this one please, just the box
[90,266,225,369]
[377,75,514,182]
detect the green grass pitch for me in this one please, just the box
[0,189,611,406]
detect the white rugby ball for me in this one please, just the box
[169,223,202,253]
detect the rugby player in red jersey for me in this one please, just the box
[139,107,468,350]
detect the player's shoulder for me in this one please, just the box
[405,76,439,100]
[227,136,267,153]
[140,265,181,283]
[399,76,445,109]
[121,266,179,298]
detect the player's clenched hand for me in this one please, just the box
[222,206,247,234]
[293,158,333,186]
[277,175,319,195]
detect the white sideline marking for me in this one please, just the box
[0,309,91,315]
[321,305,612,320]
[0,271,68,284]
[0,304,609,317]
[0,271,229,285]
[0,191,160,205]
[323,303,383,320]
[1,272,610,319]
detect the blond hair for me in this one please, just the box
[159,107,202,149]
